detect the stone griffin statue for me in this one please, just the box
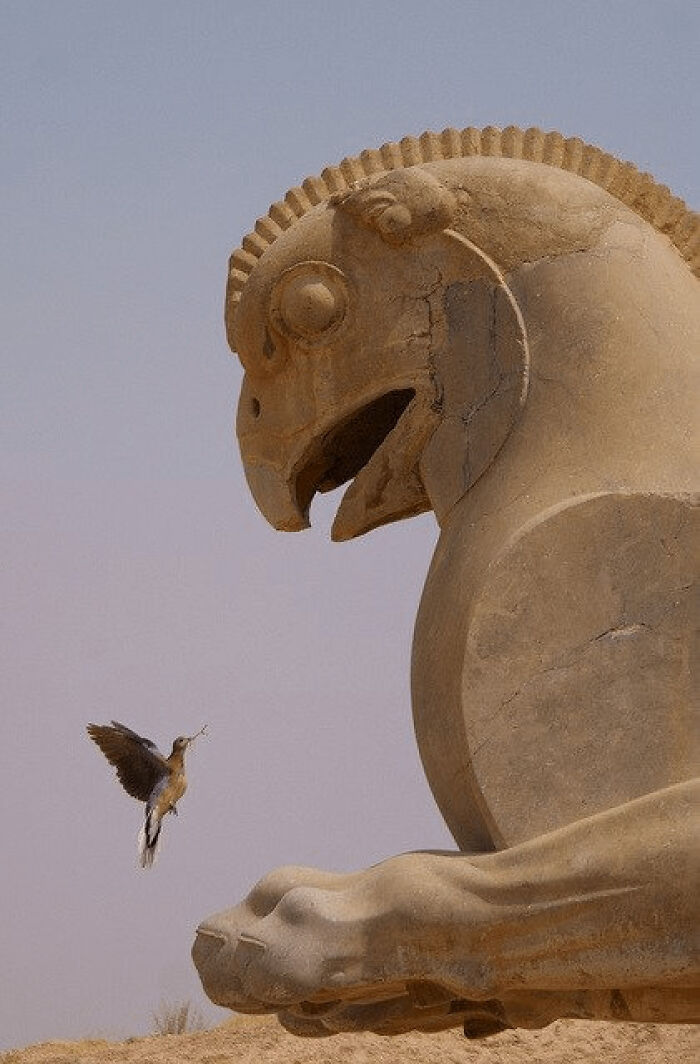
[193,127,699,1038]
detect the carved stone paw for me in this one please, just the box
[192,856,476,1030]
[192,864,372,1012]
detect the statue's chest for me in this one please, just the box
[412,492,697,850]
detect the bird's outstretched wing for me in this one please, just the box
[87,721,169,802]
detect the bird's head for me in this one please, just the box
[172,725,207,755]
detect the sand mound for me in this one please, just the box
[2,1014,698,1064]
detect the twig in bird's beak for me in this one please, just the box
[187,724,208,743]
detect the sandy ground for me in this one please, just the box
[2,1014,698,1064]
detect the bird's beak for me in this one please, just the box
[187,724,208,744]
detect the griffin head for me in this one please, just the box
[226,125,700,542]
[229,166,471,542]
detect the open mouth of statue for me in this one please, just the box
[291,388,416,523]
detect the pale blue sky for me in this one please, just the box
[1,0,698,1051]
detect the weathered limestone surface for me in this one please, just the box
[193,127,699,1038]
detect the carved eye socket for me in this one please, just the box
[270,261,348,346]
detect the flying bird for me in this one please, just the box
[87,720,207,867]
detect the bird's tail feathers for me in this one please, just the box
[138,806,162,869]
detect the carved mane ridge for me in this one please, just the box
[227,126,699,341]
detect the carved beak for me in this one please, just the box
[241,460,312,533]
[239,388,439,541]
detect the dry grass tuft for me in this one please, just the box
[150,1000,206,1036]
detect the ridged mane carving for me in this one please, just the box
[227,125,699,336]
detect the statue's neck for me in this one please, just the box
[418,225,698,532]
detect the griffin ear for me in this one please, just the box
[333,169,457,246]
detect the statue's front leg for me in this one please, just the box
[192,780,699,1035]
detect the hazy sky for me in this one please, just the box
[2,0,698,1051]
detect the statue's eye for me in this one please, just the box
[270,261,348,345]
[280,277,337,336]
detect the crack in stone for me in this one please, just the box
[593,623,649,641]
[470,613,666,762]
[423,270,444,413]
